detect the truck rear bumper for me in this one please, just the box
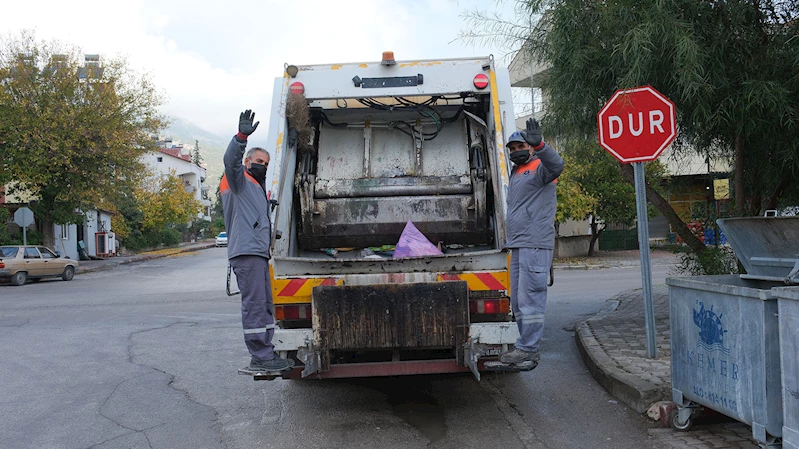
[284,359,471,379]
[273,322,520,351]
[273,322,520,379]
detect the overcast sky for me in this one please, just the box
[1,0,523,139]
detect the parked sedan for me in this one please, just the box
[0,245,79,286]
[215,232,228,247]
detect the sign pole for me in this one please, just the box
[598,85,675,360]
[23,223,27,246]
[633,161,657,359]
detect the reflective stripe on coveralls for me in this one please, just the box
[243,324,276,335]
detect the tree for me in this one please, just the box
[136,172,201,233]
[0,208,12,244]
[463,0,799,254]
[554,150,597,233]
[557,140,667,255]
[0,32,166,247]
[192,139,203,167]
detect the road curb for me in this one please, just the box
[574,294,667,414]
[553,264,610,270]
[78,243,216,274]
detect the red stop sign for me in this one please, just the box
[597,86,677,163]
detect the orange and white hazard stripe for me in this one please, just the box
[272,277,342,304]
[437,271,509,291]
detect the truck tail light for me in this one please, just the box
[289,82,305,95]
[469,298,510,315]
[0,262,4,269]
[473,74,489,90]
[276,304,312,320]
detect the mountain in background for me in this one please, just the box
[163,118,228,194]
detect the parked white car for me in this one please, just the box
[215,232,228,247]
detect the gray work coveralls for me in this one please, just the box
[220,136,275,360]
[505,144,565,352]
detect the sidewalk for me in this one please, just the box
[77,240,217,274]
[575,286,761,448]
[553,248,680,270]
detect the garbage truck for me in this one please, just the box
[263,52,520,380]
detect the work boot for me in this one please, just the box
[499,348,540,366]
[249,355,295,372]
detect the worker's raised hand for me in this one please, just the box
[522,117,542,148]
[239,109,260,136]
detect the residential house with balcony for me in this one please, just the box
[143,138,212,222]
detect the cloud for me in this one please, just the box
[0,0,517,135]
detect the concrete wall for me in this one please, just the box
[559,218,591,237]
[555,235,593,258]
[53,223,79,260]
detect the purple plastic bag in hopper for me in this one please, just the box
[393,221,443,258]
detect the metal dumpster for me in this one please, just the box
[774,287,799,449]
[667,216,799,445]
[717,217,799,283]
[667,275,783,443]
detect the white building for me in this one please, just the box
[142,139,212,221]
[1,185,114,260]
[52,210,114,261]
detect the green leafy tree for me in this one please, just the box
[554,150,597,230]
[192,140,203,167]
[463,0,799,255]
[562,140,667,255]
[136,172,201,233]
[0,208,12,245]
[213,173,224,219]
[0,32,166,248]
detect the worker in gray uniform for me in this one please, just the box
[221,109,292,372]
[499,118,565,370]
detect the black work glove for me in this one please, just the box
[238,109,260,138]
[521,118,542,148]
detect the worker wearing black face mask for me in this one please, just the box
[499,118,564,371]
[221,109,293,373]
[247,159,268,186]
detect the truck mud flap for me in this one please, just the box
[465,340,481,381]
[312,281,469,371]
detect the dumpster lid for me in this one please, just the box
[773,286,799,300]
[717,216,799,284]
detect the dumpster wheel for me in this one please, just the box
[668,408,693,431]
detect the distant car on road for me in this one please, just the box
[0,245,80,286]
[215,232,228,247]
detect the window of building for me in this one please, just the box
[61,224,69,240]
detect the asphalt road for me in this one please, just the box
[0,247,677,449]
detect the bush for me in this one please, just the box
[211,216,226,236]
[160,228,181,246]
[673,246,741,276]
[0,209,12,245]
[122,227,181,251]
